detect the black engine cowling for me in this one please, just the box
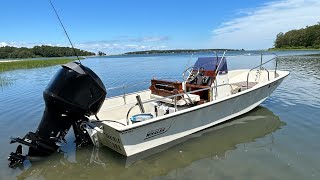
[8,62,106,167]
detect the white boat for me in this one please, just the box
[84,53,289,157]
[7,52,289,167]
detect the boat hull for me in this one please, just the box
[98,71,288,156]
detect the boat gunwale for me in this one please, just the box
[101,70,290,133]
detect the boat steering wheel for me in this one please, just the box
[182,66,200,83]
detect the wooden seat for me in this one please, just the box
[150,79,201,106]
[149,79,184,99]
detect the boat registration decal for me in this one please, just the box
[103,132,121,144]
[145,125,171,140]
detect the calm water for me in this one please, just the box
[0,51,319,179]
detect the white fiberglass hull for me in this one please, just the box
[96,70,289,156]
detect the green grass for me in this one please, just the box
[0,58,82,72]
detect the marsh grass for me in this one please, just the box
[0,58,81,72]
[0,76,11,87]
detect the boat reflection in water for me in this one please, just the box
[16,106,285,180]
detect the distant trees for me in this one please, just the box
[97,51,106,56]
[0,45,95,59]
[274,23,320,49]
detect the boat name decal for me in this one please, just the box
[103,132,121,144]
[145,125,171,140]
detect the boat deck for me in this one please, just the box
[231,81,259,89]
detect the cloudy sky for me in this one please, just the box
[0,0,319,54]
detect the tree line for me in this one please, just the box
[274,23,320,49]
[0,45,95,59]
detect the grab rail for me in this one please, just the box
[246,53,278,89]
[105,80,150,91]
[106,76,182,104]
[106,80,150,104]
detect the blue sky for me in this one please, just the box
[1,0,320,54]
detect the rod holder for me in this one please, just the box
[136,95,145,113]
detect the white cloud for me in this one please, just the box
[212,0,320,49]
[1,35,169,55]
[76,41,168,54]
[0,42,8,47]
[0,41,62,48]
[140,36,169,42]
[0,42,21,47]
[74,35,169,54]
[125,45,139,48]
[83,36,169,44]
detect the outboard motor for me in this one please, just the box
[8,62,106,168]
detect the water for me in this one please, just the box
[0,51,320,179]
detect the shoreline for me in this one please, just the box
[0,57,82,72]
[296,53,320,57]
[123,49,245,55]
[268,48,320,51]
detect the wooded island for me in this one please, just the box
[0,45,95,59]
[271,23,320,50]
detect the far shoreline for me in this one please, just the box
[268,48,320,51]
[123,49,245,55]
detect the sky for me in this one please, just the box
[0,0,320,54]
